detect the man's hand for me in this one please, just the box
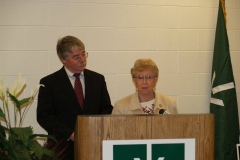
[69,132,74,141]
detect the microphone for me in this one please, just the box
[159,109,169,114]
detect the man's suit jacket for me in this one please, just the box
[112,91,178,114]
[37,67,113,139]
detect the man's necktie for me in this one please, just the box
[73,73,84,109]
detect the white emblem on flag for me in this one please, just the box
[211,71,235,106]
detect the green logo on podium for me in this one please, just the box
[113,143,184,160]
[102,139,194,160]
[152,143,184,160]
[113,144,147,160]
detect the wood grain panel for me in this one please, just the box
[74,114,214,160]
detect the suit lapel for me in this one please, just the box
[83,69,94,108]
[130,92,144,114]
[154,92,167,113]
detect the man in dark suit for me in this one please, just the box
[37,36,113,159]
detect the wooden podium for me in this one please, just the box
[74,114,214,160]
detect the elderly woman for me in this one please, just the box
[112,59,178,114]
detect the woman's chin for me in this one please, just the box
[138,90,152,95]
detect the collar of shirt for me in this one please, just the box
[64,66,85,96]
[64,66,85,78]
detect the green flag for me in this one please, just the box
[210,0,240,160]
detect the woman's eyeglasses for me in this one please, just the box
[134,75,158,82]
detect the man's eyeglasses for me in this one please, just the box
[72,52,88,60]
[134,75,158,82]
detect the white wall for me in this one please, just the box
[0,0,240,136]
